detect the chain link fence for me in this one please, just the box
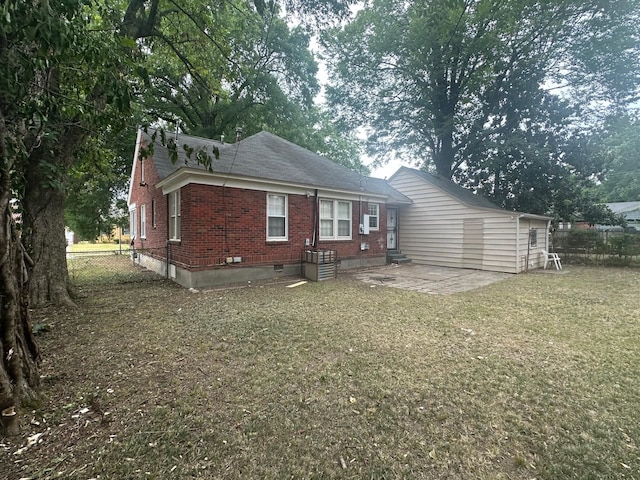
[66,249,163,285]
[552,229,640,266]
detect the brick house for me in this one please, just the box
[127,128,411,288]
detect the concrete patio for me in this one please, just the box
[350,263,514,294]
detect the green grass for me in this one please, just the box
[4,267,640,479]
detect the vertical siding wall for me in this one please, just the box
[390,170,522,273]
[518,218,549,270]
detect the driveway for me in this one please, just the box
[350,263,513,294]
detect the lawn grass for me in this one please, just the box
[2,267,639,479]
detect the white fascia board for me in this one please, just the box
[127,129,143,206]
[157,169,390,202]
[516,212,554,222]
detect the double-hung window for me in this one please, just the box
[140,204,146,239]
[267,193,287,240]
[129,204,137,239]
[320,199,352,240]
[168,189,181,241]
[368,203,379,230]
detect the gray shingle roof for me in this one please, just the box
[605,202,640,215]
[143,129,411,203]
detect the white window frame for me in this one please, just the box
[140,204,146,239]
[129,204,136,240]
[319,199,352,240]
[168,190,181,241]
[266,193,288,241]
[151,199,156,228]
[368,203,379,231]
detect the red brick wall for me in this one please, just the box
[168,185,388,271]
[129,144,388,271]
[129,144,168,253]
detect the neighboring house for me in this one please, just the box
[388,167,553,273]
[600,202,640,231]
[98,226,131,244]
[127,128,411,288]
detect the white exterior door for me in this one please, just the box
[387,207,398,250]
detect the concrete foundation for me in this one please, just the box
[134,252,386,289]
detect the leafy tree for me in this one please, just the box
[0,0,136,435]
[1,0,354,435]
[322,0,640,216]
[595,115,640,202]
[135,0,364,168]
[65,135,135,241]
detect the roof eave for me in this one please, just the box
[156,168,394,202]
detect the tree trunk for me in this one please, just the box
[0,124,40,437]
[433,126,455,179]
[23,130,86,307]
[23,170,75,307]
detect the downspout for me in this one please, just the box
[515,215,520,273]
[526,219,531,273]
[312,189,319,250]
[358,196,363,262]
[166,194,170,279]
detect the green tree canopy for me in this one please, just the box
[595,114,640,202]
[322,0,640,216]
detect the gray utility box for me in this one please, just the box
[303,250,337,281]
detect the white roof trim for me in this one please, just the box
[127,128,143,206]
[156,168,391,202]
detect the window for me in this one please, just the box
[368,203,379,230]
[267,194,287,240]
[151,199,156,228]
[319,199,352,240]
[168,190,181,240]
[140,204,146,238]
[530,228,537,247]
[129,204,136,239]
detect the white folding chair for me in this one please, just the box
[542,250,562,270]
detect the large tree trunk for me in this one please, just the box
[23,129,86,307]
[0,121,40,437]
[23,175,74,307]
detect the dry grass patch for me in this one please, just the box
[2,267,640,479]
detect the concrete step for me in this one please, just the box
[392,257,412,264]
[387,251,412,264]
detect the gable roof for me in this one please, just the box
[391,167,552,220]
[142,129,411,204]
